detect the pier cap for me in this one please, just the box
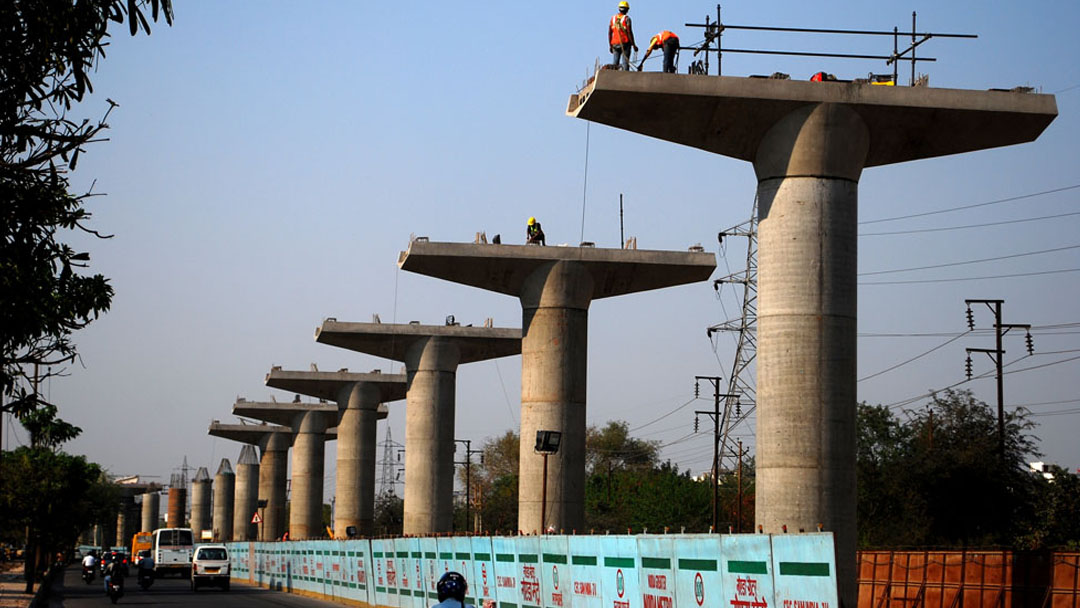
[315,319,522,363]
[567,71,1057,167]
[208,421,296,445]
[230,399,353,431]
[396,241,715,298]
[264,368,407,403]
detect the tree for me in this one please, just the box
[373,492,403,536]
[585,420,660,476]
[856,389,1045,548]
[0,0,173,436]
[0,447,119,590]
[469,431,519,533]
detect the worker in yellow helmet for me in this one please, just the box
[638,30,680,73]
[608,1,637,71]
[526,217,546,246]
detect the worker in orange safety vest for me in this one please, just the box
[608,1,637,70]
[638,30,680,73]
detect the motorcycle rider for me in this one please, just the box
[433,571,476,608]
[136,549,155,587]
[81,550,97,581]
[102,551,127,594]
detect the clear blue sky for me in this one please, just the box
[7,1,1079,496]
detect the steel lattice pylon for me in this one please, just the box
[376,426,403,497]
[708,195,758,469]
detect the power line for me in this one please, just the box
[860,267,1080,285]
[860,184,1080,225]
[859,243,1080,276]
[629,397,699,433]
[1003,353,1080,375]
[860,209,1080,236]
[858,331,970,383]
[1028,407,1080,418]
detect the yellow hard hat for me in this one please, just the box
[618,1,629,10]
[528,217,536,225]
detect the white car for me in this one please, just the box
[191,544,230,591]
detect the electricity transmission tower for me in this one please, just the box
[377,427,404,497]
[707,195,758,470]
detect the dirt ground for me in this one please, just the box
[0,562,34,608]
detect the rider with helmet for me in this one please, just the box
[434,571,476,608]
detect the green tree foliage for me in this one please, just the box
[0,0,172,429]
[0,447,119,584]
[373,492,404,536]
[856,389,1062,548]
[470,431,520,533]
[585,420,660,476]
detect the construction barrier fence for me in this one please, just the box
[857,550,1080,608]
[227,533,839,608]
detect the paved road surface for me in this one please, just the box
[52,566,347,608]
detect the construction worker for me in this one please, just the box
[608,1,637,71]
[638,31,680,73]
[526,217,546,246]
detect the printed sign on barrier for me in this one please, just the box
[540,535,570,608]
[451,536,478,606]
[600,535,641,608]
[492,536,522,608]
[373,538,392,608]
[568,536,604,608]
[395,537,422,608]
[636,536,676,608]
[722,534,775,608]
[517,536,544,608]
[771,533,838,608]
[672,535,723,608]
[471,537,498,608]
[420,537,441,604]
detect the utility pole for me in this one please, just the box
[454,439,484,533]
[736,439,743,533]
[694,375,739,532]
[964,299,1033,457]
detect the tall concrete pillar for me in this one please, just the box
[395,242,714,533]
[208,422,292,541]
[259,430,291,541]
[212,459,235,542]
[316,322,521,536]
[141,492,160,532]
[566,70,1058,608]
[518,261,592,531]
[264,368,404,538]
[403,338,459,533]
[290,409,328,539]
[166,486,186,529]
[190,467,212,539]
[233,445,259,541]
[116,494,135,547]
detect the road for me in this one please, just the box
[52,566,347,608]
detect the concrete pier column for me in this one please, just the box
[290,409,329,539]
[141,492,159,532]
[233,445,259,541]
[190,467,212,539]
[259,431,291,541]
[402,338,461,534]
[167,487,186,529]
[212,459,235,542]
[753,103,868,608]
[518,261,594,533]
[336,382,382,536]
[116,495,135,546]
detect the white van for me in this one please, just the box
[191,544,230,591]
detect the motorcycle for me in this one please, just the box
[137,568,154,590]
[82,565,95,584]
[106,577,124,604]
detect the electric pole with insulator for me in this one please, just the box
[694,375,739,533]
[963,299,1033,458]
